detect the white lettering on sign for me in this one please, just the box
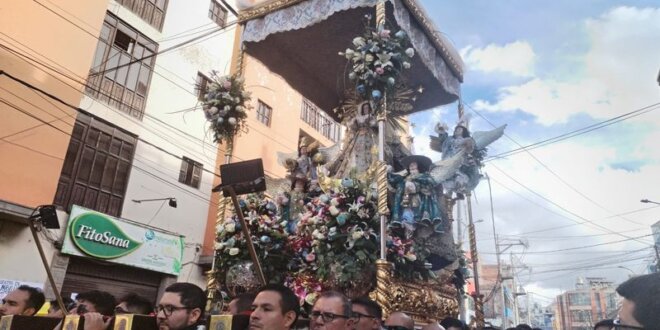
[75,225,130,248]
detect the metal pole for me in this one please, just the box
[456,200,467,323]
[225,186,267,285]
[486,174,506,328]
[466,193,485,327]
[511,253,520,325]
[29,221,67,314]
[527,292,531,325]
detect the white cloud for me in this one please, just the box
[471,6,660,126]
[461,41,536,77]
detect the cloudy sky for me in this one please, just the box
[413,0,660,303]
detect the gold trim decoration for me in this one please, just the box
[238,0,307,22]
[377,161,389,216]
[371,260,459,324]
[238,0,463,81]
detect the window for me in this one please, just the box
[568,292,591,306]
[179,157,202,188]
[195,72,212,101]
[115,0,168,30]
[300,98,341,142]
[257,100,272,127]
[54,112,137,217]
[86,13,158,120]
[208,1,228,26]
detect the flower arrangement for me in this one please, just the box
[213,182,435,302]
[214,194,291,289]
[200,71,251,144]
[291,180,380,297]
[339,18,415,108]
[387,235,434,281]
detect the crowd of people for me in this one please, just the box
[1,272,658,329]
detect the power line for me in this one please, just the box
[1,39,299,164]
[489,164,654,246]
[477,102,660,161]
[467,102,655,229]
[0,90,223,207]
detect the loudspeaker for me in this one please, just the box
[213,159,266,197]
[35,205,59,229]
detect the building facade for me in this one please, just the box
[555,277,618,330]
[1,0,238,303]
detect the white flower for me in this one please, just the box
[405,48,415,57]
[404,253,417,261]
[229,248,240,256]
[352,37,366,48]
[210,106,219,115]
[228,117,237,125]
[225,223,236,233]
[236,105,244,112]
[403,61,411,69]
[351,230,363,240]
[224,105,231,111]
[214,242,225,250]
[365,54,375,63]
[329,205,340,216]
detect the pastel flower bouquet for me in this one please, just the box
[214,195,291,289]
[200,71,252,144]
[339,18,415,109]
[291,181,380,298]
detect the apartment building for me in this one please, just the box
[0,0,238,303]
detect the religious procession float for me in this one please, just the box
[201,0,505,326]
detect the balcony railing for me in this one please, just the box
[300,98,341,142]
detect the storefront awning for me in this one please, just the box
[238,0,463,118]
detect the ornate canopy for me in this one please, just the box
[238,0,464,119]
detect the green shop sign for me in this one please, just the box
[69,212,141,259]
[62,205,184,275]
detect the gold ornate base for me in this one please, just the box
[371,260,459,325]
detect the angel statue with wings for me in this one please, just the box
[388,153,465,238]
[430,122,506,196]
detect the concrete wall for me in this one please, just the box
[201,53,339,256]
[0,0,108,209]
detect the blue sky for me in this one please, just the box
[413,1,660,301]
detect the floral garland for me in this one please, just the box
[339,19,415,108]
[200,71,251,144]
[214,194,291,290]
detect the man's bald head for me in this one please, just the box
[422,322,446,330]
[385,311,415,330]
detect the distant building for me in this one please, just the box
[555,277,618,330]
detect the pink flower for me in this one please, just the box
[379,29,391,38]
[222,80,232,89]
[375,67,385,75]
[306,253,316,262]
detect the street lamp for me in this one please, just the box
[640,199,660,205]
[132,197,177,208]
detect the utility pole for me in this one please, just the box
[456,199,467,323]
[511,252,519,325]
[486,174,507,328]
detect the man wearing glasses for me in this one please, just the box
[155,282,205,330]
[351,297,383,330]
[310,291,355,330]
[613,272,660,330]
